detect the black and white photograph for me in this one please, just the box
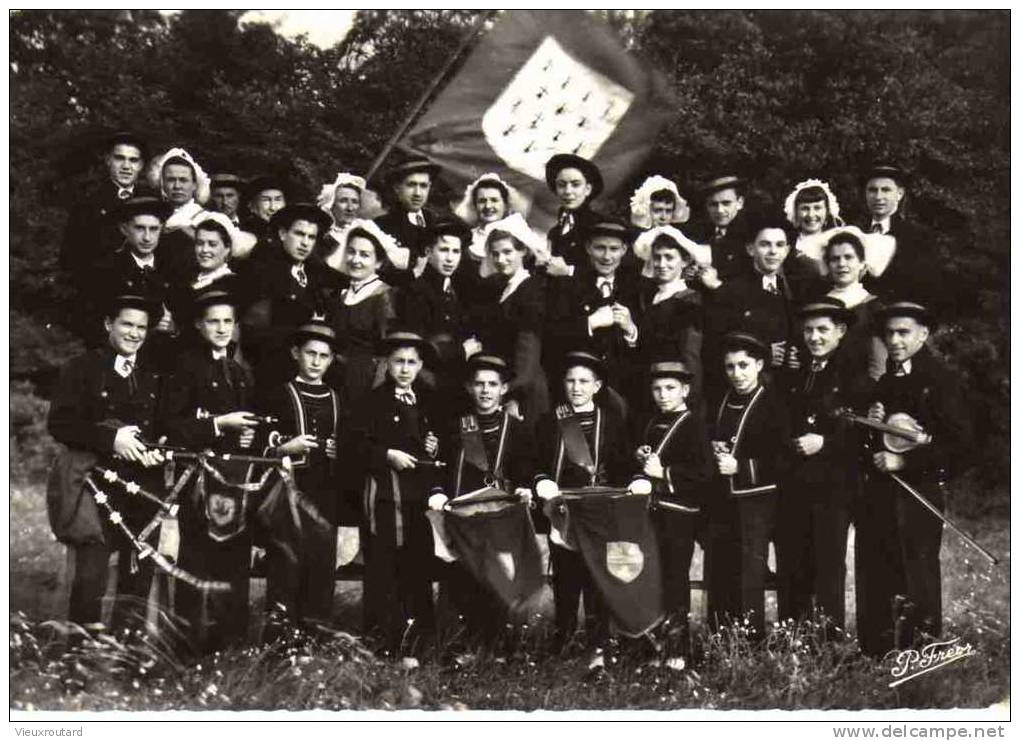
[8,7,1011,727]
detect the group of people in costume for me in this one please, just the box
[47,130,971,673]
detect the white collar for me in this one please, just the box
[211,347,229,360]
[295,376,323,385]
[165,200,203,230]
[870,215,893,234]
[406,210,425,225]
[342,276,387,306]
[193,263,232,289]
[895,359,913,376]
[131,253,156,270]
[499,269,530,303]
[570,401,595,413]
[113,182,134,195]
[653,277,690,304]
[113,354,136,377]
[596,275,614,286]
[827,283,872,309]
[761,273,779,289]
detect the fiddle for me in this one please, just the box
[831,407,932,453]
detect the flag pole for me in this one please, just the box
[364,10,497,183]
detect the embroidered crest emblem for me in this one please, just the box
[496,551,516,582]
[606,541,644,583]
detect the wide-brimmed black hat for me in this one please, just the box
[427,217,472,248]
[378,329,436,363]
[381,155,441,186]
[210,173,244,190]
[105,293,163,326]
[193,288,238,313]
[861,162,909,187]
[582,218,639,245]
[291,320,339,350]
[648,359,695,382]
[114,196,173,223]
[269,202,333,234]
[873,301,935,332]
[562,350,606,380]
[245,174,289,202]
[698,174,746,200]
[106,130,148,159]
[466,353,512,381]
[797,297,856,326]
[545,153,604,199]
[720,331,768,361]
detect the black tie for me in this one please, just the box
[123,358,137,395]
[870,223,884,234]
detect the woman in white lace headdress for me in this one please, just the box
[452,172,545,277]
[783,179,845,276]
[316,172,384,273]
[147,147,212,234]
[629,175,690,230]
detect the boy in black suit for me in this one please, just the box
[348,330,442,657]
[705,332,792,638]
[634,360,713,664]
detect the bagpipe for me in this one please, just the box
[78,439,338,595]
[832,408,999,566]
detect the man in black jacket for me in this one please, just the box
[88,197,177,367]
[855,301,973,655]
[857,163,940,307]
[374,156,444,286]
[47,294,165,631]
[60,131,152,285]
[546,219,643,417]
[776,298,863,636]
[684,174,752,281]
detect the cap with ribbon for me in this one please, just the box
[193,287,238,313]
[873,301,935,331]
[797,296,856,326]
[697,173,745,200]
[581,218,640,245]
[245,174,289,202]
[291,320,339,350]
[720,331,769,361]
[629,175,690,229]
[210,173,244,191]
[269,202,334,235]
[105,293,163,325]
[148,147,211,205]
[648,359,694,382]
[466,353,513,381]
[114,195,173,223]
[380,155,441,187]
[562,350,606,380]
[378,329,436,363]
[861,161,909,187]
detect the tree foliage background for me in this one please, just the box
[9,10,1009,502]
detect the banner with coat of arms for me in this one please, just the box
[550,492,663,636]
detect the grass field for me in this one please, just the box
[9,482,1010,712]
